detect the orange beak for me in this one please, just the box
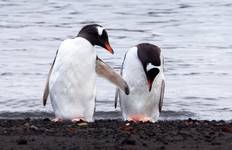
[104,42,114,54]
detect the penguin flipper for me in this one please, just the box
[114,88,119,108]
[43,79,49,106]
[43,50,58,106]
[159,80,165,112]
[114,51,128,108]
[96,57,129,96]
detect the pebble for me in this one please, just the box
[24,123,30,128]
[222,126,232,133]
[16,138,27,145]
[43,118,51,122]
[121,137,136,145]
[77,122,88,126]
[30,125,39,131]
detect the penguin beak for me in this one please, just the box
[148,80,152,92]
[104,42,114,54]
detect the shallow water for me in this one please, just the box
[0,0,232,120]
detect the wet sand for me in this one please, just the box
[0,118,232,150]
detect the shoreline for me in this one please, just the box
[0,118,232,150]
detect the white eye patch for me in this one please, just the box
[96,26,104,36]
[147,63,154,70]
[147,63,160,70]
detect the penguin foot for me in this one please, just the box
[52,118,63,122]
[128,114,151,122]
[71,117,86,123]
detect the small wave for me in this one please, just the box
[0,24,30,29]
[183,72,200,76]
[0,72,13,76]
[183,96,219,101]
[204,97,218,101]
[222,3,232,7]
[108,28,147,33]
[139,19,179,25]
[216,108,232,111]
[114,12,130,15]
[179,4,193,9]
[147,10,178,16]
[183,96,200,100]
[69,11,80,15]
[0,110,195,120]
[94,111,122,120]
[1,49,27,52]
[116,36,127,39]
[160,110,195,120]
[79,21,97,25]
[0,111,54,119]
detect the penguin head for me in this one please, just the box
[137,43,161,91]
[78,24,114,54]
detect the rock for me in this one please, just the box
[188,118,193,121]
[43,118,51,122]
[24,118,31,122]
[67,128,77,135]
[125,123,130,126]
[211,142,221,145]
[160,146,166,150]
[222,126,232,133]
[78,122,88,126]
[30,125,39,131]
[24,122,30,128]
[119,124,134,134]
[121,137,136,145]
[44,128,55,133]
[142,142,147,147]
[17,138,27,145]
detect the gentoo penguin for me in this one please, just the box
[115,43,165,122]
[43,24,129,122]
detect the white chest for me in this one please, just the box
[49,37,96,121]
[122,47,148,94]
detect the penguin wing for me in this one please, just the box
[114,89,119,108]
[42,50,58,106]
[96,57,129,98]
[114,51,128,108]
[159,80,165,112]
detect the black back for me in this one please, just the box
[137,43,161,69]
[137,43,161,89]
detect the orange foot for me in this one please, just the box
[128,114,151,122]
[52,118,63,122]
[71,117,86,123]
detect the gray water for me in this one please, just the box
[0,0,232,120]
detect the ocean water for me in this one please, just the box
[0,0,231,120]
